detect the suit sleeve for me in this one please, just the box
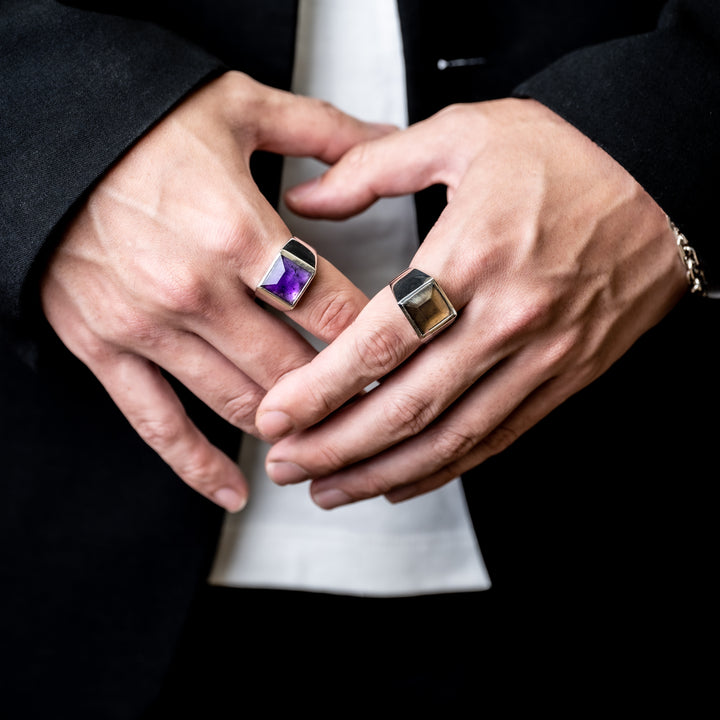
[513,0,720,296]
[0,0,225,334]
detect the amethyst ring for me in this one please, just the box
[390,268,457,340]
[255,237,317,310]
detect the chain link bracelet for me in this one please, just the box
[668,217,708,297]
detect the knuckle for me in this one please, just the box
[361,470,397,497]
[311,98,349,134]
[510,298,550,335]
[568,353,604,389]
[313,97,343,120]
[541,330,581,369]
[135,416,220,492]
[478,425,518,458]
[223,69,255,96]
[218,199,263,257]
[222,389,262,429]
[310,290,362,340]
[73,298,157,353]
[223,71,265,118]
[432,104,478,141]
[382,392,433,437]
[104,307,161,351]
[352,326,408,379]
[301,378,339,419]
[313,442,348,474]
[435,103,466,124]
[134,415,184,454]
[429,426,477,464]
[337,140,374,176]
[74,327,117,365]
[495,293,554,344]
[305,98,353,160]
[178,450,222,492]
[154,273,213,317]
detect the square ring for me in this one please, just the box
[255,237,317,310]
[390,268,457,339]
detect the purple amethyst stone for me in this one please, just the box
[260,255,313,306]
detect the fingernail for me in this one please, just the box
[266,460,310,485]
[385,486,415,504]
[257,410,294,440]
[312,486,353,510]
[213,487,247,513]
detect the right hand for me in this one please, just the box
[256,98,687,508]
[40,71,392,511]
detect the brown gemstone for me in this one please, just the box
[403,283,452,335]
[391,268,457,338]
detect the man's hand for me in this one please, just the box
[256,98,688,508]
[40,71,391,511]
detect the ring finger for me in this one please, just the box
[194,233,370,389]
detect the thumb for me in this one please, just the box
[252,84,397,163]
[284,118,453,219]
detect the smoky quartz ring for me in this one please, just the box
[390,268,457,340]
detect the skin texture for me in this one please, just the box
[40,71,393,511]
[256,98,689,508]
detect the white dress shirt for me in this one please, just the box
[209,0,490,596]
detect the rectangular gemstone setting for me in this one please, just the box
[260,255,312,306]
[256,239,317,310]
[391,268,457,338]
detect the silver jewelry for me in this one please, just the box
[390,268,457,339]
[669,217,707,297]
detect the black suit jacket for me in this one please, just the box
[1,1,718,716]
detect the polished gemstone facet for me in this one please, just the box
[260,255,312,306]
[403,283,452,333]
[256,238,317,309]
[391,268,457,338]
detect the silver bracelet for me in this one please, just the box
[668,217,708,297]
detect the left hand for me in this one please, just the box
[255,98,688,508]
[39,71,389,511]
